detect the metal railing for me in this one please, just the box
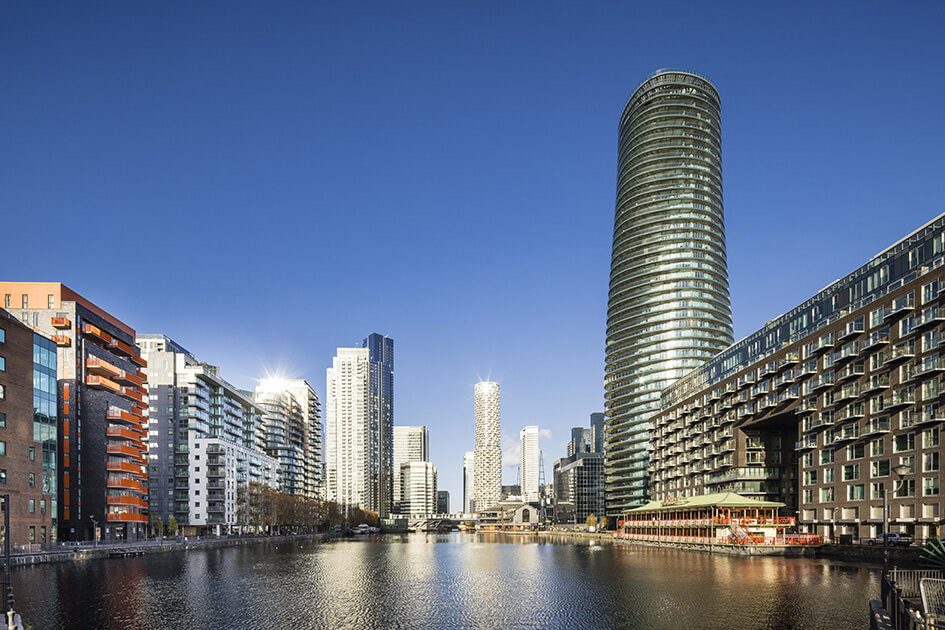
[882,570,945,629]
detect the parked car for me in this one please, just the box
[867,532,914,546]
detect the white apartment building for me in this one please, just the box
[463,451,475,513]
[520,425,541,502]
[325,347,374,510]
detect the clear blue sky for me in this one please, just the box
[3,2,944,511]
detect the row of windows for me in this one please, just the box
[2,294,55,309]
[803,477,940,503]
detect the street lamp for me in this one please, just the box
[90,516,98,548]
[883,463,912,590]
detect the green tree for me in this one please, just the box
[168,515,179,536]
[586,513,597,528]
[151,514,164,537]
[599,516,609,530]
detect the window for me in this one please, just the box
[925,452,940,472]
[897,479,916,498]
[802,453,813,467]
[872,439,885,457]
[28,473,34,487]
[0,328,4,343]
[2,295,8,309]
[21,295,27,309]
[824,468,836,483]
[895,433,916,453]
[0,357,4,372]
[47,294,54,309]
[820,448,835,465]
[0,442,6,456]
[28,447,34,461]
[872,460,890,478]
[848,444,865,460]
[820,487,835,502]
[925,477,940,496]
[848,484,865,501]
[872,482,885,499]
[804,470,818,485]
[803,489,813,504]
[0,470,5,484]
[843,464,859,481]
[0,385,4,400]
[925,428,940,449]
[901,455,916,474]
[28,527,35,544]
[28,499,34,513]
[0,413,4,428]
[40,500,45,514]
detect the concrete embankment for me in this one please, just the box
[816,542,922,566]
[535,531,615,544]
[11,533,334,567]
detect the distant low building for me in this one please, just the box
[477,503,539,531]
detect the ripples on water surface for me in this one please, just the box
[14,533,875,629]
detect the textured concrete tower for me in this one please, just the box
[473,381,501,510]
[605,70,734,514]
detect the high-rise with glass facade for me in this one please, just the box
[605,70,734,514]
[363,333,394,516]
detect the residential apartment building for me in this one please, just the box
[363,333,394,516]
[649,212,945,542]
[392,425,428,514]
[399,461,436,516]
[520,426,540,502]
[137,335,279,535]
[0,309,57,544]
[1,283,148,541]
[473,381,501,512]
[605,70,734,514]
[254,378,321,499]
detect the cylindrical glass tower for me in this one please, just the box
[605,69,734,514]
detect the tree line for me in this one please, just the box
[148,482,379,536]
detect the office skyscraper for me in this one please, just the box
[519,426,540,502]
[604,69,734,514]
[473,381,501,510]
[392,425,429,513]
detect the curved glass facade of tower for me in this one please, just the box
[604,70,734,514]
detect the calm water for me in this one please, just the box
[12,533,876,629]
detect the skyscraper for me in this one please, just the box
[392,425,429,513]
[463,450,475,513]
[362,333,394,516]
[473,381,501,510]
[325,347,371,510]
[604,70,734,514]
[519,425,540,502]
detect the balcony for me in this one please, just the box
[836,403,865,423]
[884,390,916,411]
[107,477,145,493]
[837,362,865,382]
[737,373,756,388]
[51,316,71,328]
[808,412,835,432]
[81,323,112,344]
[811,374,836,391]
[107,495,147,509]
[108,336,137,358]
[885,295,916,322]
[106,512,147,523]
[917,356,945,377]
[86,374,121,393]
[87,356,122,377]
[51,334,71,346]
[887,344,916,364]
[836,383,861,403]
[863,375,891,394]
[778,386,800,403]
[107,425,144,444]
[834,342,861,364]
[120,387,146,404]
[839,319,864,339]
[863,418,891,437]
[863,331,890,351]
[107,443,144,459]
[833,426,860,444]
[779,352,801,369]
[917,307,945,330]
[795,436,817,451]
[915,408,945,428]
[107,407,140,425]
[107,461,142,474]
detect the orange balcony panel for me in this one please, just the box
[120,387,145,404]
[106,461,141,474]
[106,512,147,523]
[51,316,71,329]
[106,444,142,458]
[86,374,121,393]
[107,478,145,493]
[131,354,147,368]
[114,370,144,387]
[107,426,141,442]
[107,407,138,424]
[108,337,136,357]
[81,323,112,344]
[87,356,121,377]
[107,495,147,508]
[52,334,71,346]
